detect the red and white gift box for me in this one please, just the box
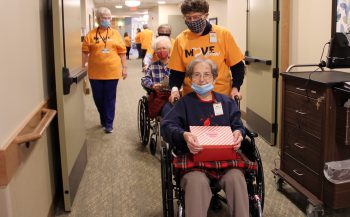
[190,126,237,162]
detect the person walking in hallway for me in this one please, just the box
[143,24,175,70]
[124,32,131,59]
[168,0,245,104]
[140,24,154,67]
[135,28,142,59]
[82,7,127,134]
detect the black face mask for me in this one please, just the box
[158,33,171,37]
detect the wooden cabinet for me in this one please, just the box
[273,70,350,210]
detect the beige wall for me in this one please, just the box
[290,0,332,68]
[0,0,47,148]
[208,0,228,27]
[0,132,55,217]
[0,0,57,216]
[227,0,247,112]
[148,6,159,34]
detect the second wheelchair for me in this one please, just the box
[137,88,170,155]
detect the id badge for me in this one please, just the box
[213,102,223,116]
[209,32,217,43]
[102,48,110,54]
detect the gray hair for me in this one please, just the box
[152,36,171,51]
[158,24,172,33]
[96,7,111,20]
[186,57,218,79]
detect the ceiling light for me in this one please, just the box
[158,1,166,4]
[125,0,141,7]
[115,5,123,8]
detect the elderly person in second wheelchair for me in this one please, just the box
[161,57,250,217]
[141,36,172,118]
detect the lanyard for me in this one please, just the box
[95,27,109,48]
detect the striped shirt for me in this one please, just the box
[141,60,170,89]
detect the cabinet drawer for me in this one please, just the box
[284,91,325,138]
[284,122,322,173]
[283,153,322,198]
[285,77,324,99]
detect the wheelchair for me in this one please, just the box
[137,87,169,155]
[160,128,264,217]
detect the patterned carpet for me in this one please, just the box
[55,59,350,217]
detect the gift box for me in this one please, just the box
[190,126,237,162]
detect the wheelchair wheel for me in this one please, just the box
[149,133,157,155]
[242,137,264,217]
[137,96,150,146]
[161,143,174,217]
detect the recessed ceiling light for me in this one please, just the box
[125,0,141,7]
[158,1,166,4]
[115,5,123,8]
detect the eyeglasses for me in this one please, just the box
[183,14,205,22]
[191,72,213,80]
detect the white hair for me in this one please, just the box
[152,36,171,51]
[96,7,111,20]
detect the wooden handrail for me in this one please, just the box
[15,108,56,145]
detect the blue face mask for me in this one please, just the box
[100,20,110,28]
[191,83,214,96]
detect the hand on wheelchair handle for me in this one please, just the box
[183,132,202,154]
[170,91,180,105]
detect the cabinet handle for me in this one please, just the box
[296,87,306,91]
[293,142,305,149]
[293,169,304,176]
[295,110,307,115]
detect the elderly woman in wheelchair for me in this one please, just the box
[138,36,172,154]
[161,57,263,217]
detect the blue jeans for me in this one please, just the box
[90,79,119,130]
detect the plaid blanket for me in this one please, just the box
[173,152,257,180]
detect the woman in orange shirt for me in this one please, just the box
[135,28,142,59]
[124,32,131,59]
[82,7,127,133]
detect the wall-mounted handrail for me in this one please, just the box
[15,108,56,145]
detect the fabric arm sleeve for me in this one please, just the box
[230,61,245,91]
[169,69,185,89]
[160,102,188,149]
[229,100,246,138]
[141,68,153,89]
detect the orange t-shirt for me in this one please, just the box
[135,32,141,44]
[140,29,154,50]
[124,36,131,47]
[82,27,126,80]
[168,25,244,96]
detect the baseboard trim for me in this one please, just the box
[69,140,87,203]
[246,107,273,144]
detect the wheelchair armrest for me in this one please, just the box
[245,126,258,138]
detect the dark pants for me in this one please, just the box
[90,79,119,130]
[126,46,131,59]
[141,49,147,67]
[136,43,141,59]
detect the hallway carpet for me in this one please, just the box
[55,59,350,217]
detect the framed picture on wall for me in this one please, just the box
[209,17,218,25]
[332,0,350,35]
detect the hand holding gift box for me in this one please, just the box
[186,126,243,162]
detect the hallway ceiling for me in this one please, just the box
[94,0,183,17]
